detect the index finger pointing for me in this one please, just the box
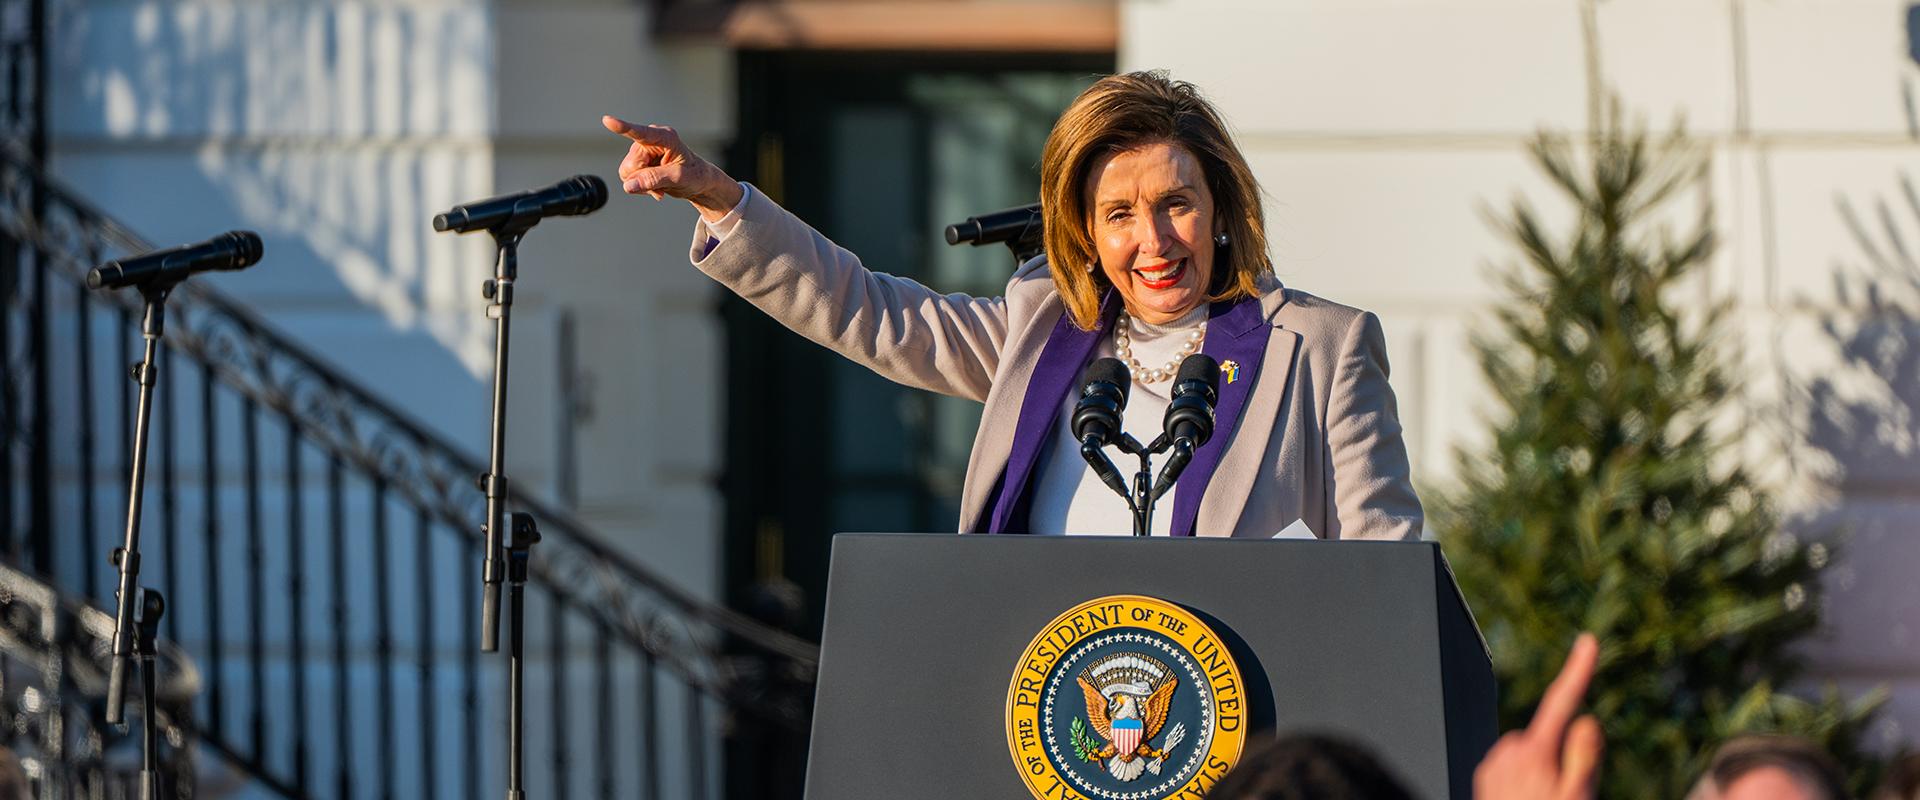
[1527,633,1599,744]
[601,115,677,147]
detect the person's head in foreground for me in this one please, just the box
[1204,732,1415,800]
[1686,734,1850,800]
[1039,70,1272,331]
[1872,753,1920,800]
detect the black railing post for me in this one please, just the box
[202,365,223,739]
[331,457,352,800]
[641,652,659,800]
[77,260,99,599]
[688,690,707,800]
[372,478,395,800]
[550,594,568,800]
[244,398,267,770]
[27,0,45,163]
[286,423,308,790]
[0,226,13,562]
[596,630,612,800]
[27,220,49,575]
[23,0,50,577]
[462,537,479,800]
[159,346,178,642]
[415,507,437,800]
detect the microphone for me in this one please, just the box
[433,175,608,234]
[943,203,1041,248]
[1152,354,1220,500]
[1071,358,1132,498]
[86,231,263,290]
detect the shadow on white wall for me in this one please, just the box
[56,0,504,381]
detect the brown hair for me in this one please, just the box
[1686,735,1850,800]
[1207,733,1416,800]
[1039,70,1270,330]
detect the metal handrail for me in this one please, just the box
[0,146,816,686]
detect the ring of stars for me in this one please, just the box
[1038,628,1216,800]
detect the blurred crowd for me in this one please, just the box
[1209,636,1919,800]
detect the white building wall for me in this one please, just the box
[48,0,731,794]
[1122,0,1920,750]
[52,0,500,443]
[50,0,730,604]
[490,0,732,603]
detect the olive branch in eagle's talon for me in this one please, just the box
[1071,717,1111,762]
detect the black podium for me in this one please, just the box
[803,534,1495,800]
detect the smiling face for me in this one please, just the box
[1086,141,1219,325]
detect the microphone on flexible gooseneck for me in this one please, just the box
[1152,354,1220,500]
[1071,358,1133,499]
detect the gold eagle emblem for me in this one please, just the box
[1074,653,1188,782]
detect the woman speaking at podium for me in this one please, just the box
[602,71,1422,540]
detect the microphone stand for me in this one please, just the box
[136,589,166,800]
[1098,433,1201,537]
[1095,434,1169,537]
[434,181,603,797]
[478,230,523,654]
[503,513,540,800]
[457,183,602,656]
[1083,359,1217,537]
[460,211,553,799]
[107,283,177,728]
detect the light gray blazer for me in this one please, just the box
[690,187,1422,540]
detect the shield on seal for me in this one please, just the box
[1112,717,1143,754]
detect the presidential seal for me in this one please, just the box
[1006,595,1247,800]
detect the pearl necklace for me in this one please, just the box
[1114,312,1206,383]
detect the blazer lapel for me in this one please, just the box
[981,295,1115,533]
[1195,325,1300,537]
[1169,298,1263,536]
[1172,295,1300,537]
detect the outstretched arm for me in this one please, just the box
[602,115,1009,401]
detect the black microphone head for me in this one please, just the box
[218,230,265,270]
[1174,353,1220,396]
[1164,353,1220,449]
[941,204,1041,249]
[559,174,608,216]
[1081,357,1131,402]
[1072,357,1131,445]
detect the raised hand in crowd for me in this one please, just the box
[1473,633,1605,800]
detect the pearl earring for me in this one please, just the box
[1214,232,1230,247]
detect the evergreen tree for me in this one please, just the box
[1434,111,1885,798]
